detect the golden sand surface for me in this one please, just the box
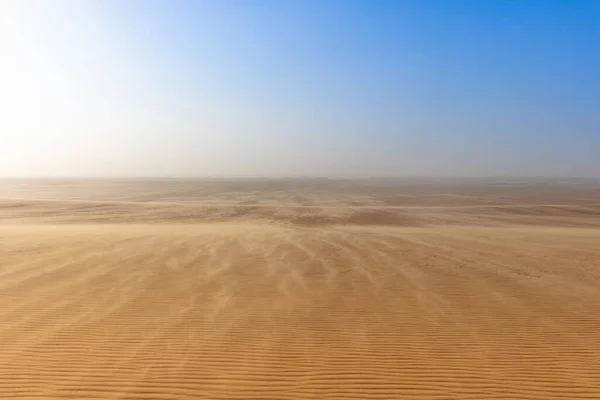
[1,179,600,399]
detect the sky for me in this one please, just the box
[0,0,599,178]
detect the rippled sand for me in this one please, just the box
[1,179,600,399]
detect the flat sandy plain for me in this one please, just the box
[1,178,600,399]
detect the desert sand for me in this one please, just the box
[1,178,600,399]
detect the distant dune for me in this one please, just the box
[1,179,600,399]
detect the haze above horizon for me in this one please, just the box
[1,0,599,178]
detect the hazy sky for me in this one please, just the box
[1,0,599,177]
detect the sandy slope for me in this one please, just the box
[1,179,600,399]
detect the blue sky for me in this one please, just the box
[1,0,599,177]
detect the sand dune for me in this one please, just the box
[1,179,600,399]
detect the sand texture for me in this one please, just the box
[1,178,600,399]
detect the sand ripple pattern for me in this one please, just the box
[1,224,600,399]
